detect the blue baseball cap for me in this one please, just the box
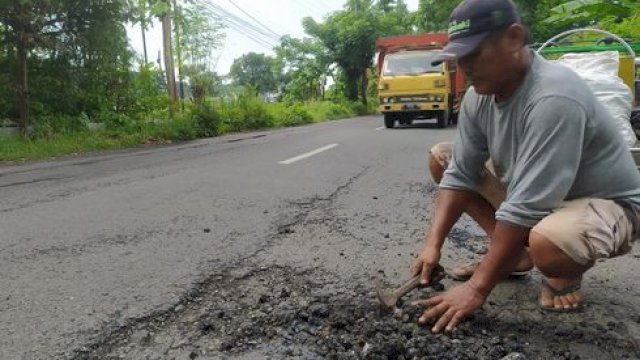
[432,0,521,65]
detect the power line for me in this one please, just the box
[226,0,282,39]
[202,2,279,49]
[219,15,277,48]
[196,0,278,50]
[201,0,281,43]
[209,1,275,40]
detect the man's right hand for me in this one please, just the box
[410,244,441,285]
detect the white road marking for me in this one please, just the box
[278,144,340,165]
[375,126,385,131]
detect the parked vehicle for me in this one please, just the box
[376,33,467,129]
[537,28,640,168]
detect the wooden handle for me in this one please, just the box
[394,265,445,298]
[393,274,422,298]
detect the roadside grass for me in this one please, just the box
[0,132,136,163]
[0,118,200,163]
[0,100,376,163]
[304,101,354,121]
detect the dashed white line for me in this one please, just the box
[375,126,385,131]
[278,144,339,165]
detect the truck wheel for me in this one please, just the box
[436,111,447,128]
[384,114,395,128]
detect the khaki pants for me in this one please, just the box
[430,142,636,266]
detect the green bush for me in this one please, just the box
[142,116,198,142]
[367,97,380,113]
[325,103,354,119]
[348,101,369,116]
[30,113,89,138]
[305,101,353,121]
[95,110,135,130]
[192,103,222,137]
[125,66,170,120]
[219,90,274,132]
[270,102,313,127]
[237,93,274,130]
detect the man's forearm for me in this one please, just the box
[468,221,529,296]
[425,188,475,249]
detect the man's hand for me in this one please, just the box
[412,281,487,333]
[410,244,441,285]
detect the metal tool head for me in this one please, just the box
[376,286,399,309]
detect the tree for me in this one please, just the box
[172,1,225,103]
[377,0,413,37]
[411,1,574,44]
[518,0,570,43]
[303,0,413,105]
[544,0,634,27]
[544,0,640,40]
[606,14,640,41]
[274,36,331,101]
[133,0,153,64]
[0,1,63,132]
[413,0,458,33]
[229,52,278,95]
[0,0,134,132]
[303,2,379,104]
[174,1,225,69]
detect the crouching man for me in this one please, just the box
[410,0,640,333]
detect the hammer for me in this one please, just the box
[376,264,446,310]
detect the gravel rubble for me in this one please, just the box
[74,265,640,360]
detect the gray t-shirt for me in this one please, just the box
[440,51,640,228]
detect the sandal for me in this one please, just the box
[449,262,531,281]
[538,278,583,313]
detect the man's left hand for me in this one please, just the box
[412,281,487,333]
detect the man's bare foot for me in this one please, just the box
[539,277,583,311]
[450,249,533,280]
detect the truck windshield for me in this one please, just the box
[383,51,443,76]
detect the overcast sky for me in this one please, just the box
[127,0,419,75]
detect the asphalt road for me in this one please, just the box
[0,116,451,358]
[2,116,640,359]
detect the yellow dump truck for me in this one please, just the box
[376,33,467,129]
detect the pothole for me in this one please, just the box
[74,264,639,360]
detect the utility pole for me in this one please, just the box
[140,0,148,64]
[14,1,30,134]
[157,50,163,82]
[161,0,178,105]
[141,24,148,64]
[173,0,185,109]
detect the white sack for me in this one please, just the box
[555,51,636,147]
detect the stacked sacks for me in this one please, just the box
[556,51,637,147]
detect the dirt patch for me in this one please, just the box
[73,264,639,360]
